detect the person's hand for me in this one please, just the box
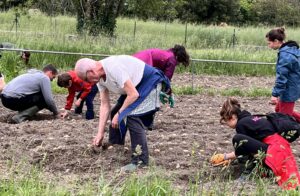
[93,133,104,147]
[75,98,82,107]
[210,153,230,166]
[168,94,175,108]
[111,113,119,129]
[270,96,278,105]
[160,92,168,104]
[60,110,69,119]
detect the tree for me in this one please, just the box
[73,0,124,36]
[0,0,27,10]
[253,0,300,26]
[179,0,241,24]
[239,0,256,23]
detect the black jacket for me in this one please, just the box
[236,110,276,141]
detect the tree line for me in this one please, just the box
[2,0,300,36]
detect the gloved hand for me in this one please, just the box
[210,153,230,166]
[159,92,168,104]
[168,94,175,108]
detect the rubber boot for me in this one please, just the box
[11,106,40,123]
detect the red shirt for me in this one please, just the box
[65,70,92,110]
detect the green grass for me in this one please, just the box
[173,86,271,97]
[1,162,298,195]
[0,10,295,78]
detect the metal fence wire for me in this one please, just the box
[0,47,276,91]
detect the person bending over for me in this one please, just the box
[57,70,98,120]
[75,55,170,172]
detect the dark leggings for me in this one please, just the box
[108,96,149,165]
[233,134,268,157]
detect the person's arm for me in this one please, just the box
[65,88,75,110]
[224,151,236,160]
[111,79,139,128]
[40,77,58,115]
[60,88,75,119]
[93,88,111,146]
[78,82,92,101]
[164,58,177,81]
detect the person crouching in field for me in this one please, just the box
[75,56,170,172]
[210,97,300,190]
[0,65,59,123]
[266,27,300,122]
[57,70,98,120]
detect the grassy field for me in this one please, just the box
[0,10,300,195]
[2,10,300,77]
[1,161,297,196]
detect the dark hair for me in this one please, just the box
[220,97,241,124]
[57,73,72,87]
[43,64,58,75]
[21,51,31,65]
[265,27,286,42]
[171,44,190,67]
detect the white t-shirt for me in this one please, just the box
[97,55,145,94]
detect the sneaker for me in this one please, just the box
[120,163,137,173]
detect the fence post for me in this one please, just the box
[191,60,194,92]
[184,22,188,46]
[133,20,137,40]
[231,28,237,48]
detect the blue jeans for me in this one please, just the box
[75,84,98,119]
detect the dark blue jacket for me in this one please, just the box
[272,41,300,102]
[118,64,170,138]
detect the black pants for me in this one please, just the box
[109,96,149,165]
[233,134,268,157]
[1,92,47,111]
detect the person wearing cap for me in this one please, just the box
[75,55,171,172]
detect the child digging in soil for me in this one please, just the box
[210,97,300,190]
[57,70,98,120]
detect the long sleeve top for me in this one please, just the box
[64,70,92,110]
[133,48,177,80]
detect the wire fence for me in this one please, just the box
[0,47,276,91]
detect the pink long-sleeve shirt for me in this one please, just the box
[133,48,177,80]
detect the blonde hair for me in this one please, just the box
[75,58,97,80]
[220,97,241,124]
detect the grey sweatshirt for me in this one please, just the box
[2,69,58,115]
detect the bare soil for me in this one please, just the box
[1,74,300,192]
